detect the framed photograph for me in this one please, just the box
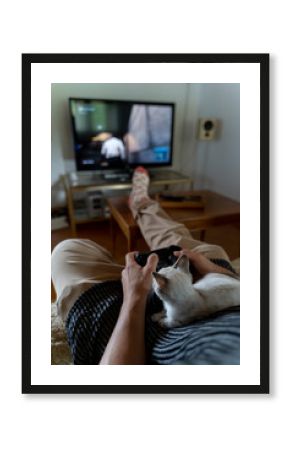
[22,53,269,394]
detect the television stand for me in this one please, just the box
[63,169,193,236]
[102,171,131,182]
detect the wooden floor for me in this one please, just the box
[51,220,240,301]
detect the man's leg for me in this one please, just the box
[51,239,123,321]
[129,167,230,261]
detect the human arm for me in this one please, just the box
[99,252,158,365]
[174,249,239,279]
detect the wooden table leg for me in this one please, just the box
[200,229,206,241]
[62,175,77,237]
[128,234,133,252]
[110,217,117,255]
[127,230,138,252]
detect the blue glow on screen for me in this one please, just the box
[153,146,169,161]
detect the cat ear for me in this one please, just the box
[152,272,168,289]
[174,255,190,273]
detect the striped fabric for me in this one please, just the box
[66,271,240,365]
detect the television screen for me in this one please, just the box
[69,98,174,171]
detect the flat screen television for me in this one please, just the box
[69,98,175,171]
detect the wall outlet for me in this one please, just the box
[197,118,219,141]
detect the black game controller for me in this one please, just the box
[135,246,237,283]
[134,245,182,272]
[134,245,203,281]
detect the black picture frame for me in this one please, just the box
[22,53,269,394]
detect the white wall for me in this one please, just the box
[51,83,240,202]
[192,84,240,201]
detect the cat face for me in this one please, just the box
[152,255,193,304]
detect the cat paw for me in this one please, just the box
[158,318,178,329]
[151,311,165,322]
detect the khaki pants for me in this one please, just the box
[52,200,230,321]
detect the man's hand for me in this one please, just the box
[174,249,236,278]
[100,252,158,365]
[121,252,159,307]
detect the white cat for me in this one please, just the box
[151,255,240,328]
